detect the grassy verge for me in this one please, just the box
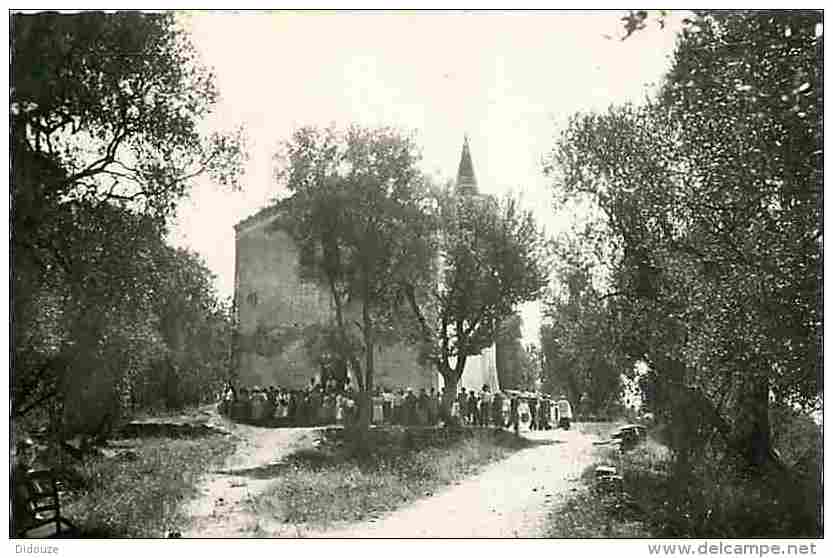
[248,428,532,530]
[545,441,657,538]
[63,435,235,537]
[546,433,821,538]
[546,487,653,538]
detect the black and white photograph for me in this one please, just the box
[8,6,824,546]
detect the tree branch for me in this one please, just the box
[15,388,59,418]
[61,113,131,187]
[403,283,433,343]
[598,290,630,301]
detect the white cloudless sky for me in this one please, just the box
[169,10,686,345]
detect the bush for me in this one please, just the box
[548,420,821,539]
[633,459,820,538]
[63,436,234,537]
[618,435,820,537]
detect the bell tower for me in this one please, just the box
[455,135,478,196]
[438,134,500,394]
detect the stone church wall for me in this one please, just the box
[233,209,437,391]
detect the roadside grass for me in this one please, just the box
[63,435,235,537]
[546,487,653,538]
[248,428,533,530]
[631,453,821,538]
[546,442,653,538]
[546,429,821,538]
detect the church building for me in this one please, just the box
[232,137,499,392]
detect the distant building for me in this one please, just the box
[232,136,499,392]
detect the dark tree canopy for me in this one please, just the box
[12,12,245,438]
[546,11,821,469]
[405,190,549,408]
[540,239,627,415]
[276,127,548,414]
[275,125,437,422]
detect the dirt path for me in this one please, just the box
[182,413,320,538]
[185,416,603,538]
[314,427,600,538]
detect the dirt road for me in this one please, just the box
[182,414,320,538]
[184,419,602,538]
[315,427,598,538]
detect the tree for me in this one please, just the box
[494,314,544,391]
[276,125,437,426]
[495,313,524,388]
[517,344,543,392]
[14,200,234,438]
[547,11,821,470]
[660,11,821,468]
[12,13,245,220]
[277,129,548,417]
[147,247,234,411]
[540,236,627,415]
[404,191,549,412]
[12,12,245,438]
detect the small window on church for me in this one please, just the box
[246,292,259,307]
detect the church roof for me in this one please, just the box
[456,135,477,194]
[234,204,283,233]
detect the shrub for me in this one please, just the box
[63,436,234,537]
[548,420,821,539]
[619,433,820,537]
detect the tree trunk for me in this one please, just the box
[329,276,363,392]
[736,375,772,472]
[359,296,374,429]
[495,336,510,388]
[450,353,468,412]
[439,362,458,420]
[350,356,364,392]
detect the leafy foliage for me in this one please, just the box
[275,125,437,409]
[495,314,523,388]
[405,190,549,403]
[551,421,819,539]
[12,12,246,216]
[540,249,626,414]
[275,127,548,412]
[12,12,244,439]
[546,11,821,470]
[495,314,542,391]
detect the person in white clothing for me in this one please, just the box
[371,388,384,424]
[556,396,573,430]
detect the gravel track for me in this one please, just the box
[184,417,603,538]
[314,428,599,538]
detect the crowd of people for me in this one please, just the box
[218,376,357,426]
[451,385,564,430]
[218,375,572,431]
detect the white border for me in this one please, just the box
[4,4,828,557]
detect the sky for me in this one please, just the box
[169,10,686,344]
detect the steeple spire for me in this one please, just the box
[456,135,477,195]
